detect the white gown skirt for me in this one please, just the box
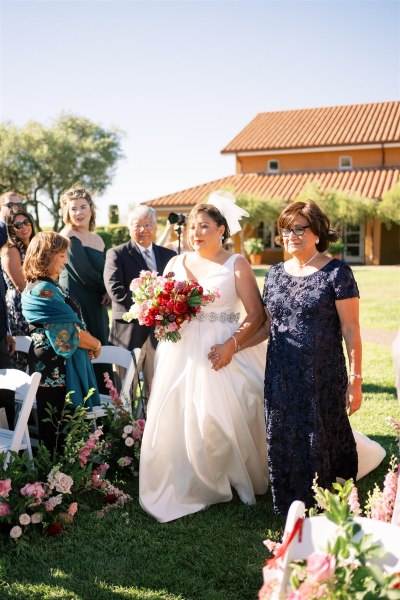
[139,318,268,523]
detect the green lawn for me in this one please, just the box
[1,267,399,600]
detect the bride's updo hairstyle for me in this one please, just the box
[275,200,339,252]
[188,203,231,243]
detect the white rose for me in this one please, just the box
[122,433,127,439]
[31,512,42,524]
[10,525,22,539]
[125,437,134,447]
[53,472,73,495]
[19,513,31,526]
[123,425,133,434]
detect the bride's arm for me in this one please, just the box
[208,256,266,371]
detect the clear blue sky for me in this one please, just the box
[1,0,399,225]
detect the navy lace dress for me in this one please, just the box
[263,259,359,515]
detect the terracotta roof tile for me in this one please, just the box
[221,102,400,153]
[145,167,400,210]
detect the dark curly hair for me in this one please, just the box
[5,210,36,250]
[275,200,338,252]
[188,203,231,243]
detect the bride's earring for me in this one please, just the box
[219,235,223,247]
[315,238,319,245]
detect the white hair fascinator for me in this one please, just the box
[207,190,249,236]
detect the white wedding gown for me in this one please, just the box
[139,253,268,523]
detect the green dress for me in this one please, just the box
[59,236,110,392]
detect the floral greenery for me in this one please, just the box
[244,237,265,255]
[260,480,400,599]
[0,391,131,542]
[259,417,400,599]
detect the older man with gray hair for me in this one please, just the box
[104,205,176,401]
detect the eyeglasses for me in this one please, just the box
[5,202,24,209]
[13,218,31,230]
[131,223,154,231]
[280,225,311,237]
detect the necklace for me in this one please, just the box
[297,250,319,268]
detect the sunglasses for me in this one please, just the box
[5,202,24,209]
[280,225,311,237]
[66,188,89,198]
[13,218,32,230]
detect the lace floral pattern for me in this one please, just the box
[196,311,240,323]
[263,259,359,515]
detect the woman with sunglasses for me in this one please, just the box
[0,210,35,370]
[262,200,384,515]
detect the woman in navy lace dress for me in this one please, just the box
[263,201,363,515]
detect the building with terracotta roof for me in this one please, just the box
[147,101,400,264]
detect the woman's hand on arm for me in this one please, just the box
[2,246,26,293]
[336,297,362,416]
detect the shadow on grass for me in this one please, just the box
[363,383,397,395]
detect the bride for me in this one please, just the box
[139,191,269,523]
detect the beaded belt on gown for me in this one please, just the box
[197,311,240,323]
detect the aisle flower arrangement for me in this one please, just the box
[122,269,219,342]
[0,393,131,542]
[259,417,400,599]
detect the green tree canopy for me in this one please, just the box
[0,113,124,229]
[378,181,400,226]
[296,181,376,231]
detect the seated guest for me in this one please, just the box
[1,210,35,370]
[104,206,176,399]
[21,232,102,452]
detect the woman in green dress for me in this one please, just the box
[59,187,111,390]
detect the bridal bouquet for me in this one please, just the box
[122,270,219,342]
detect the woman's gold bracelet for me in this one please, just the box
[349,373,363,382]
[94,341,101,352]
[231,334,241,353]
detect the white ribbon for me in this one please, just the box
[207,190,249,236]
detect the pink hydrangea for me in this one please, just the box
[0,478,12,498]
[20,482,46,499]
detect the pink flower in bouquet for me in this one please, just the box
[123,270,218,342]
[306,551,336,583]
[0,502,11,516]
[20,482,46,499]
[68,502,78,516]
[0,478,11,498]
[9,525,22,539]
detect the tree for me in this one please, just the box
[378,181,400,226]
[0,113,124,229]
[296,181,376,231]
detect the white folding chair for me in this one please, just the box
[90,345,137,415]
[14,335,32,355]
[0,369,41,468]
[271,500,400,598]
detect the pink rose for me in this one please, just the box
[0,478,12,498]
[19,513,31,526]
[20,482,46,499]
[306,551,336,583]
[31,512,42,524]
[0,502,11,516]
[51,472,73,495]
[9,525,22,539]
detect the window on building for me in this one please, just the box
[267,160,279,173]
[256,221,279,249]
[339,156,352,169]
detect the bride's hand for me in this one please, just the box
[208,339,236,371]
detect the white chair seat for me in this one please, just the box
[91,346,139,414]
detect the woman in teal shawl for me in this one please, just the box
[21,232,102,451]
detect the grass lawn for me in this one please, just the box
[1,267,399,600]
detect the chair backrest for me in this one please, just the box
[0,369,41,468]
[14,335,32,354]
[91,345,136,404]
[277,500,400,597]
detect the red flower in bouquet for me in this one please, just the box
[122,270,219,342]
